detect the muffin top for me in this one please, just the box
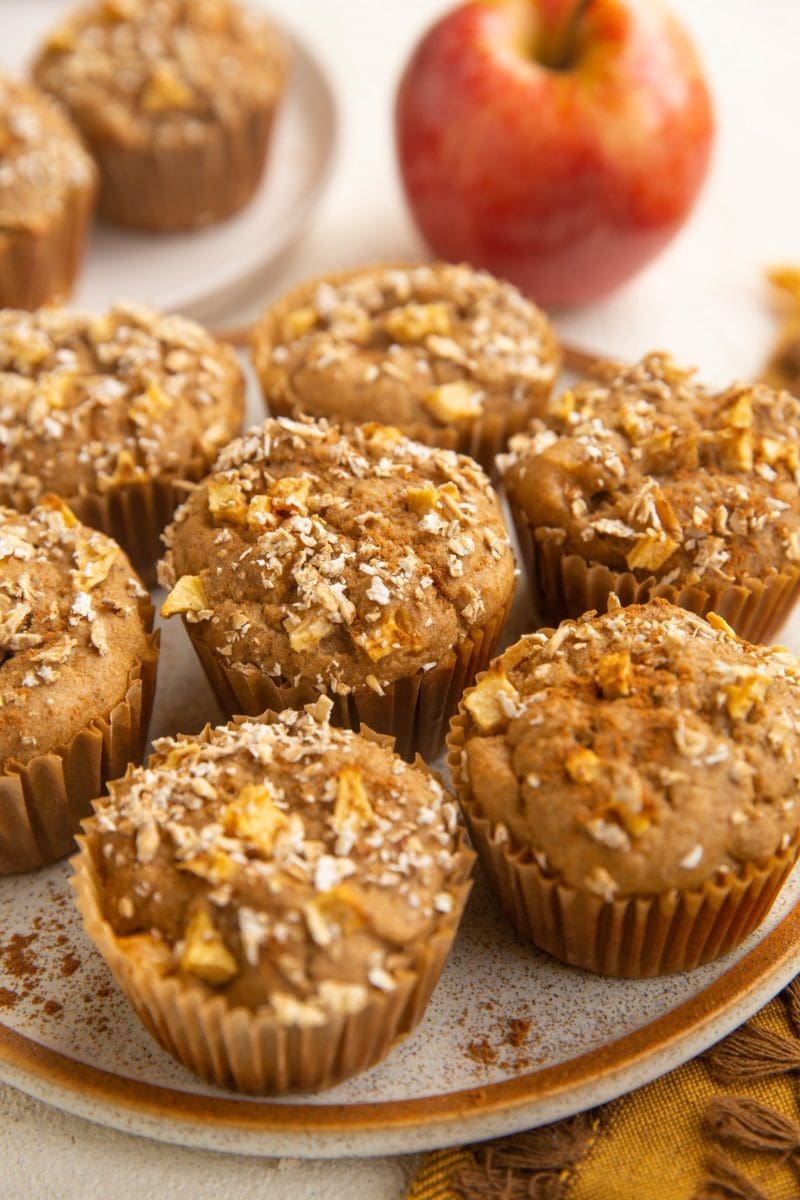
[456,599,800,899]
[251,263,559,443]
[500,353,800,587]
[160,416,515,693]
[0,498,154,767]
[88,704,469,1015]
[0,75,96,232]
[0,303,244,510]
[33,0,285,148]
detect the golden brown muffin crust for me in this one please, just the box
[33,0,285,149]
[458,600,800,898]
[159,416,515,694]
[89,705,468,1016]
[251,263,559,446]
[0,75,96,233]
[0,499,153,766]
[0,303,244,511]
[501,353,800,589]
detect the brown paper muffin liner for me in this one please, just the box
[447,711,800,978]
[459,392,554,478]
[0,632,158,876]
[0,178,95,309]
[184,600,512,762]
[71,829,474,1094]
[511,510,800,644]
[96,102,279,232]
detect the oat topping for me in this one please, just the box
[33,0,285,147]
[159,416,515,694]
[0,75,96,232]
[501,353,800,588]
[459,600,800,897]
[0,303,243,512]
[251,263,559,452]
[89,708,468,1017]
[0,500,152,766]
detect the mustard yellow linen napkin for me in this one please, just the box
[406,982,800,1198]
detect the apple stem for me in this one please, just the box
[537,0,593,70]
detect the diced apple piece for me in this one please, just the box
[179,910,238,985]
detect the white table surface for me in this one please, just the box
[2,0,800,1195]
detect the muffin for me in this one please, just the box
[72,703,473,1093]
[500,353,800,642]
[762,265,800,396]
[0,74,96,309]
[33,0,287,232]
[251,263,560,474]
[0,498,158,875]
[0,303,244,581]
[448,599,800,977]
[159,416,515,760]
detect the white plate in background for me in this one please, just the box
[2,2,337,320]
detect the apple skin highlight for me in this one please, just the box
[395,0,715,305]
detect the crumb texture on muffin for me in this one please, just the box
[0,74,95,233]
[0,498,153,766]
[33,0,285,147]
[160,416,515,695]
[501,353,800,589]
[0,74,97,308]
[0,303,244,512]
[88,706,468,1016]
[459,600,800,899]
[252,263,559,443]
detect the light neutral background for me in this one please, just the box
[2,0,800,1196]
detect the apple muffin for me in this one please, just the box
[251,262,560,473]
[500,353,800,641]
[762,266,800,397]
[0,74,96,309]
[33,0,287,232]
[159,416,515,760]
[0,303,244,581]
[0,498,158,874]
[73,703,473,1093]
[448,599,800,977]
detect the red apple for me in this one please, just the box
[395,0,714,305]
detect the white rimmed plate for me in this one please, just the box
[0,374,799,1158]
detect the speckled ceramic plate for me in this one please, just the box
[1,373,800,1157]
[1,837,800,1159]
[2,1,336,322]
